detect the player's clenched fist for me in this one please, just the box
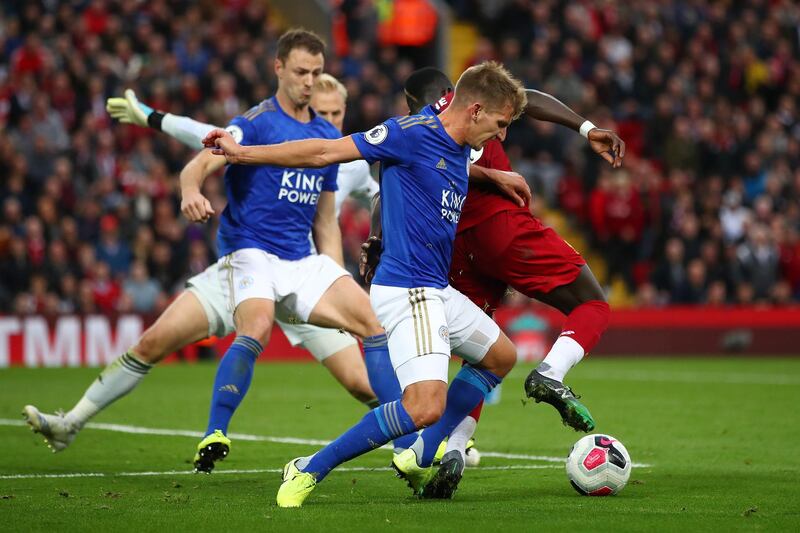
[181,187,215,223]
[359,236,382,285]
[203,128,243,163]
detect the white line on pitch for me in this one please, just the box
[0,464,560,481]
[1,418,652,468]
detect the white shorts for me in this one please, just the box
[370,284,501,390]
[218,248,350,322]
[186,264,235,338]
[186,260,356,362]
[277,318,358,361]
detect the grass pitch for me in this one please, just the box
[1,358,799,531]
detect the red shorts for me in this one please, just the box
[449,209,585,313]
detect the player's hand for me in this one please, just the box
[587,128,625,168]
[485,169,532,207]
[359,236,382,285]
[181,188,215,223]
[203,129,243,163]
[105,89,153,127]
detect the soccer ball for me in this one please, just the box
[464,446,481,467]
[565,434,631,496]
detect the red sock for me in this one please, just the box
[468,401,483,422]
[562,300,610,354]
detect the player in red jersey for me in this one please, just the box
[363,67,624,497]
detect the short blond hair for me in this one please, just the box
[452,61,526,119]
[315,73,348,101]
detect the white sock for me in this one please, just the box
[445,415,477,460]
[537,336,585,382]
[65,352,152,428]
[162,113,217,150]
[295,455,313,471]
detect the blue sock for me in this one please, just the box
[414,365,502,467]
[302,400,417,482]
[363,334,418,451]
[204,335,262,436]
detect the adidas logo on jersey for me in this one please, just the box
[436,158,447,170]
[218,384,241,394]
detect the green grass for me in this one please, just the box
[1,358,799,531]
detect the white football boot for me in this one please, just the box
[22,405,78,452]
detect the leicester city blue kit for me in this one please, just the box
[217,96,340,260]
[351,105,471,289]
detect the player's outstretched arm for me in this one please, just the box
[106,89,219,150]
[203,128,362,168]
[312,191,345,266]
[469,165,532,207]
[525,89,625,168]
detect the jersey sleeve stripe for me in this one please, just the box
[400,118,438,130]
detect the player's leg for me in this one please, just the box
[320,345,378,406]
[23,290,211,452]
[440,228,509,463]
[522,264,608,431]
[390,287,514,499]
[413,332,515,499]
[408,287,514,482]
[306,274,383,338]
[194,250,276,472]
[478,211,610,430]
[531,263,608,376]
[278,320,377,406]
[300,256,416,449]
[277,285,455,507]
[201,296,274,437]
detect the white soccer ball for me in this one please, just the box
[565,434,631,496]
[464,446,481,467]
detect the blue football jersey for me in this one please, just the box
[217,96,340,260]
[352,106,471,288]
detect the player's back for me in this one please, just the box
[352,106,470,289]
[218,97,341,260]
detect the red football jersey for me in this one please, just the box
[433,91,523,234]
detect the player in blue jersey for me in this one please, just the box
[21,73,397,465]
[178,29,415,472]
[201,61,528,507]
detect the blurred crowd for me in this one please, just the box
[450,0,800,306]
[1,0,799,316]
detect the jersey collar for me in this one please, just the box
[271,95,318,125]
[422,105,465,153]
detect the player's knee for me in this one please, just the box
[402,390,446,428]
[494,347,517,376]
[340,371,375,403]
[481,338,517,377]
[349,384,377,405]
[236,317,272,346]
[576,266,607,303]
[411,403,444,428]
[131,329,166,364]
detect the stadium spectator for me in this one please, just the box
[95,214,132,276]
[1,0,799,312]
[122,260,164,313]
